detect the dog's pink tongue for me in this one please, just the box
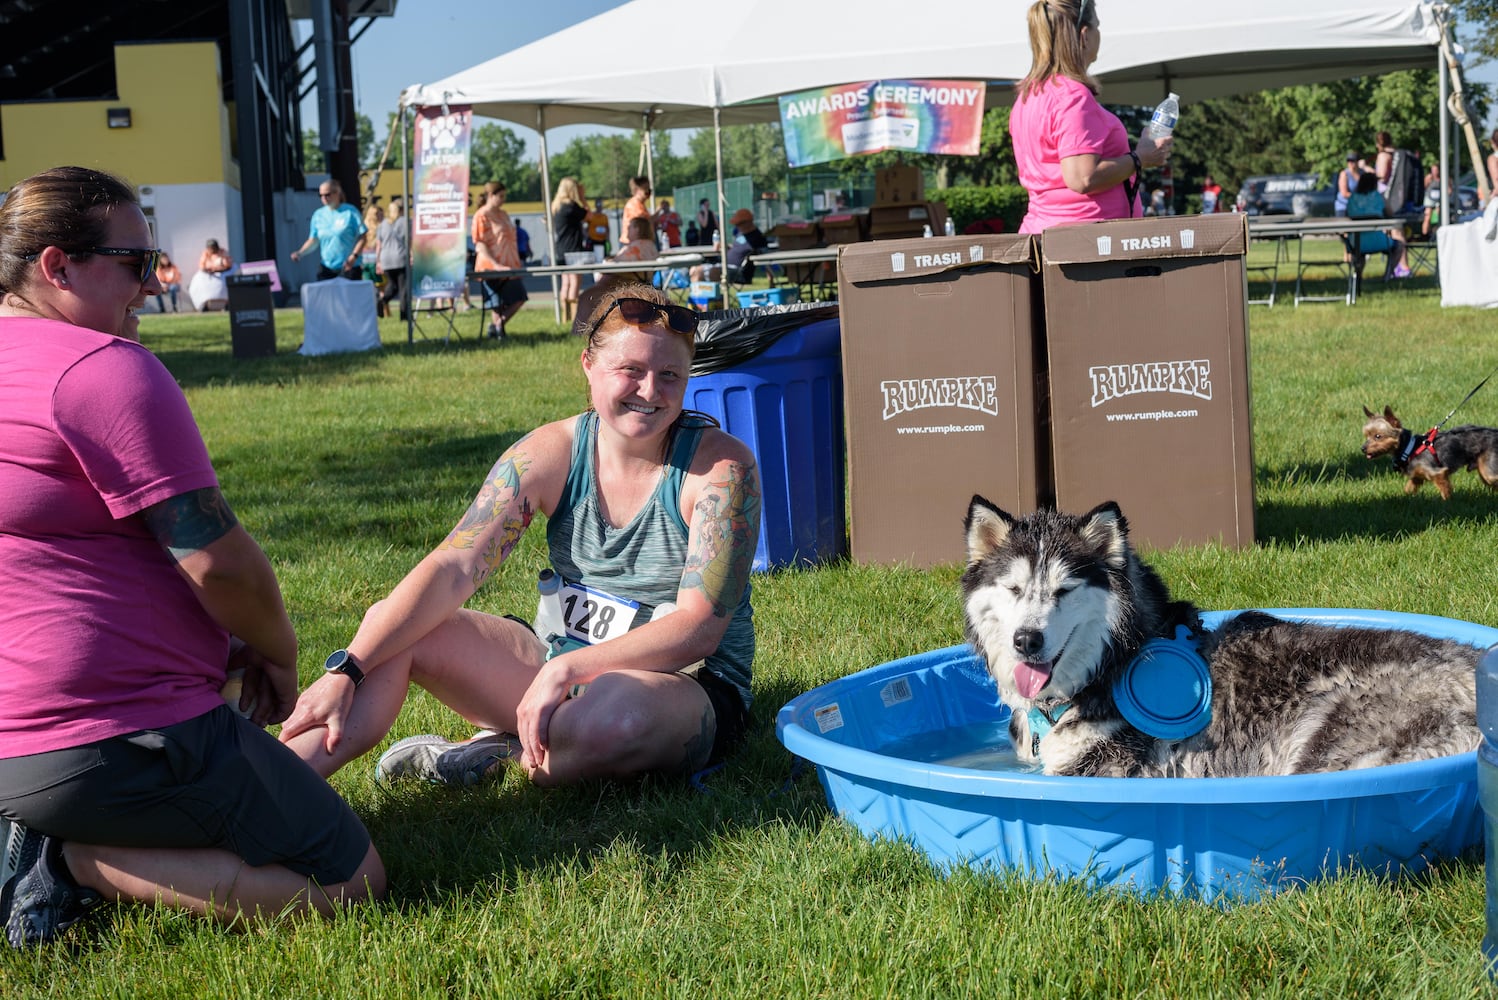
[1014,661,1052,700]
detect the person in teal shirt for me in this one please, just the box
[291,179,367,280]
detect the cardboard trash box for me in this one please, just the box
[226,273,276,358]
[838,234,1047,567]
[875,165,925,205]
[1040,213,1254,550]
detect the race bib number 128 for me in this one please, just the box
[558,581,640,644]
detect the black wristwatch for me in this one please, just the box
[323,649,366,688]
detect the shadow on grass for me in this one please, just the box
[360,689,830,901]
[1257,480,1498,543]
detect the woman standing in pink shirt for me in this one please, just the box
[1009,0,1172,234]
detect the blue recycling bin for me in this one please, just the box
[686,307,845,572]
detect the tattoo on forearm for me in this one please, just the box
[680,461,760,617]
[142,488,239,562]
[441,442,534,587]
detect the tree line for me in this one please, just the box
[307,67,1490,210]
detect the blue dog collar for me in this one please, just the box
[1112,626,1213,740]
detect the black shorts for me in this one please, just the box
[693,667,749,765]
[0,706,370,885]
[483,277,528,308]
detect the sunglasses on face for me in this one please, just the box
[588,296,698,339]
[22,246,163,286]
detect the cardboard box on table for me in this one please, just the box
[869,202,948,240]
[818,210,868,247]
[838,234,1047,567]
[875,165,925,205]
[1040,213,1254,550]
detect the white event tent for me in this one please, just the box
[396,0,1453,306]
[401,0,1445,124]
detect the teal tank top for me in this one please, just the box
[546,411,755,709]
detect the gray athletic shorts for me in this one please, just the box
[0,705,369,885]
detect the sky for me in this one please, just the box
[306,1,1498,164]
[300,0,648,159]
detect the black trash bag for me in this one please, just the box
[690,301,840,376]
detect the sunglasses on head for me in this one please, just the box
[588,296,698,339]
[1077,0,1093,31]
[21,246,163,286]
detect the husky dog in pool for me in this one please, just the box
[960,497,1481,778]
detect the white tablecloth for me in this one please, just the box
[1438,200,1498,309]
[299,278,381,355]
[188,270,229,311]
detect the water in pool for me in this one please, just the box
[877,720,1042,773]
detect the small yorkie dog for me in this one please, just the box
[1361,405,1498,500]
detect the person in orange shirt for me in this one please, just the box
[471,181,528,340]
[153,252,182,313]
[622,177,651,244]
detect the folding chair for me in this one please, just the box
[1405,235,1438,277]
[411,297,463,343]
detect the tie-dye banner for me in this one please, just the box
[411,105,472,300]
[778,80,985,168]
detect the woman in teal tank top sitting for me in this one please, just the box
[279,283,762,787]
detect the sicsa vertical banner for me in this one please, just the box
[411,105,472,300]
[778,80,985,169]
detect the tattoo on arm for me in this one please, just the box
[680,460,760,617]
[440,441,535,588]
[141,487,239,563]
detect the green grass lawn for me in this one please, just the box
[5,275,1498,998]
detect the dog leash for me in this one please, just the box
[1396,359,1498,469]
[1433,359,1498,432]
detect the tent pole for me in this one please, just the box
[538,107,561,326]
[714,106,728,305]
[642,113,656,214]
[401,103,413,345]
[1438,40,1450,233]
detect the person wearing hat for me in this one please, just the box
[689,208,768,285]
[1335,151,1364,218]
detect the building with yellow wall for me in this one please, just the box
[1,38,332,302]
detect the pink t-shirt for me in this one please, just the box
[1010,75,1140,234]
[0,319,226,757]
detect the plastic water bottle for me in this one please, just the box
[534,569,566,645]
[922,224,933,238]
[943,216,956,237]
[1479,645,1498,976]
[1146,92,1179,140]
[658,231,670,252]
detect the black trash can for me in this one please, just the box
[686,302,844,572]
[226,273,276,358]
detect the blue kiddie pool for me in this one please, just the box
[776,609,1496,903]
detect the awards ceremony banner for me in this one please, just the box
[778,80,985,169]
[411,105,472,300]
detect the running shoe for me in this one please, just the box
[1,828,103,948]
[1393,265,1412,279]
[375,730,521,786]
